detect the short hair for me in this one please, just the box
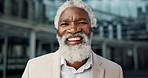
[54,0,97,29]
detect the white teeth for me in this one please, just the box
[68,37,81,41]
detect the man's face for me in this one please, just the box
[58,7,91,45]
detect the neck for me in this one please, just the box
[66,59,88,70]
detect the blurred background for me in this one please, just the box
[0,0,148,78]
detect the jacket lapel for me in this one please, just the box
[49,51,105,78]
[91,52,105,78]
[50,51,61,78]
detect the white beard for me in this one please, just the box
[57,32,93,64]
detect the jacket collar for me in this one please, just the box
[91,52,105,78]
[51,50,105,78]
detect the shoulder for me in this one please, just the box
[100,56,121,68]
[93,53,123,77]
[93,53,122,70]
[27,51,59,66]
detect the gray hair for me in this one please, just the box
[54,0,97,29]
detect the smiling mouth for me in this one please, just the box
[66,36,83,45]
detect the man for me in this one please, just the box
[22,0,123,78]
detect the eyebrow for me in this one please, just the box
[79,18,89,21]
[59,18,89,23]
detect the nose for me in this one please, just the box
[67,24,81,34]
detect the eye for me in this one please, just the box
[79,22,88,24]
[60,23,69,26]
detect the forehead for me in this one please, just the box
[59,7,90,22]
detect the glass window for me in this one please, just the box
[21,0,28,18]
[0,0,4,13]
[111,47,134,69]
[138,47,148,70]
[11,0,18,16]
[0,41,3,77]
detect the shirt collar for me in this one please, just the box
[60,54,93,68]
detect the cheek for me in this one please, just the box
[82,26,91,35]
[57,27,66,37]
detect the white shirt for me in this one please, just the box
[61,55,92,78]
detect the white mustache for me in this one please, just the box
[65,32,85,38]
[63,32,89,43]
[57,32,93,46]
